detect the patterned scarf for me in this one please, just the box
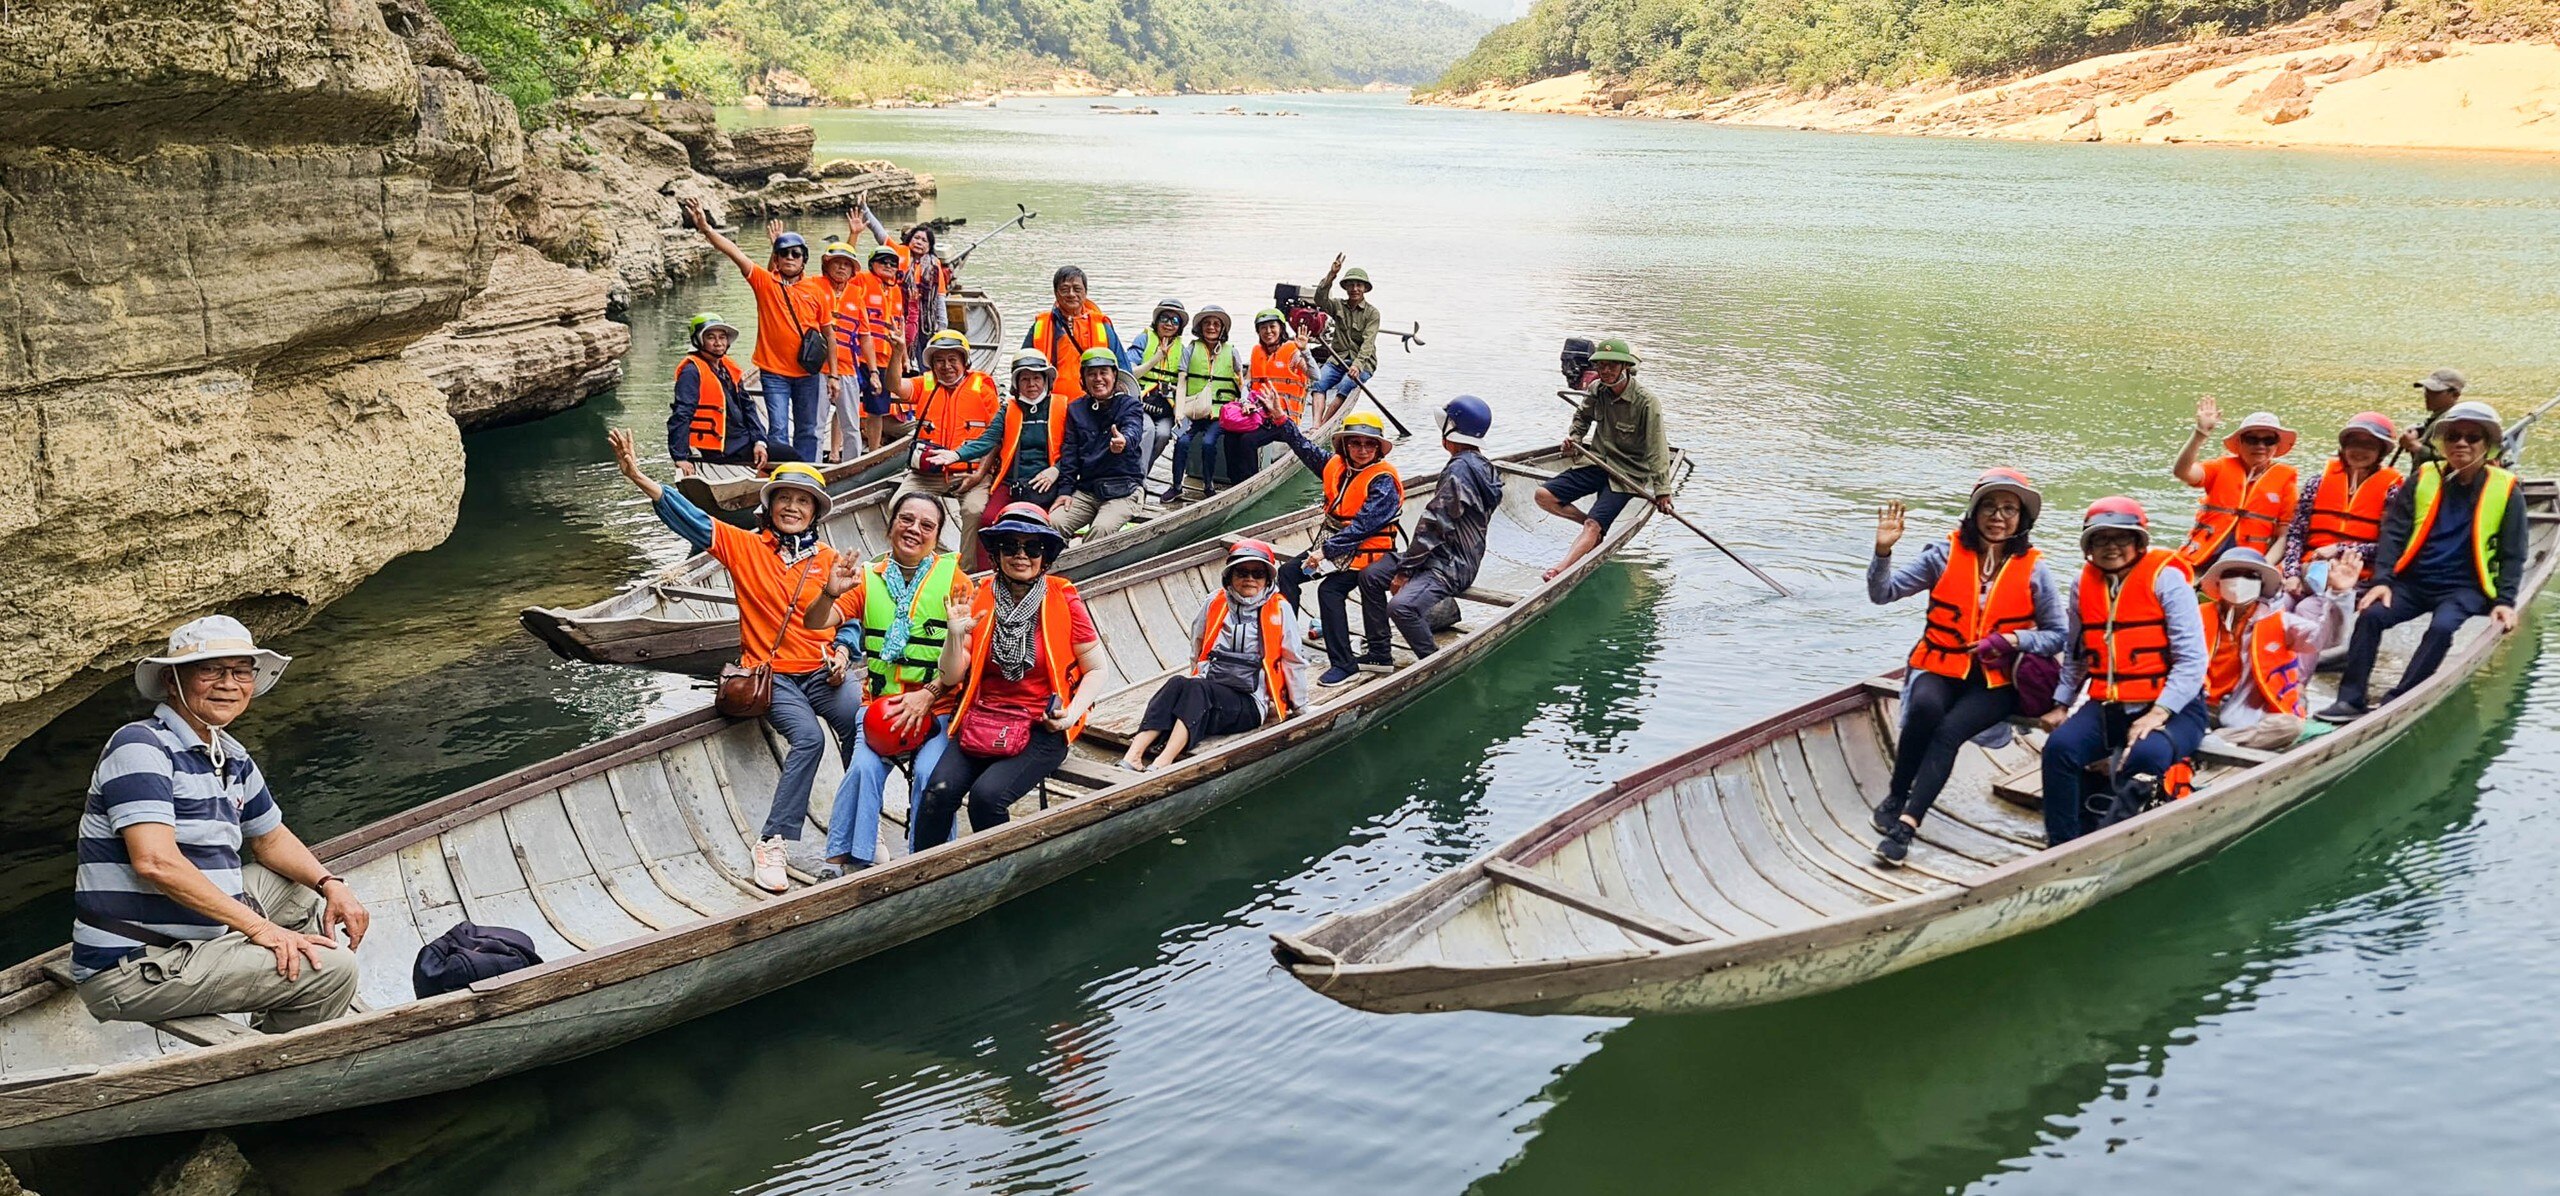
[878,555,927,663]
[990,575,1043,681]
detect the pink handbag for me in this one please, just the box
[1219,392,1268,434]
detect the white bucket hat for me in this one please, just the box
[2223,412,2297,457]
[135,615,290,701]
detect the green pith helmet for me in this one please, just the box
[1078,347,1121,371]
[688,312,741,348]
[1340,267,1372,290]
[1587,338,1638,366]
[1254,307,1286,328]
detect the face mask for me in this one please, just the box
[2218,576,2262,605]
[2303,561,2331,593]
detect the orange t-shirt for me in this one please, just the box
[747,265,831,379]
[708,520,840,673]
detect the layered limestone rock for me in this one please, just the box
[404,245,631,429]
[0,0,503,751]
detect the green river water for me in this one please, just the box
[7,93,2559,1193]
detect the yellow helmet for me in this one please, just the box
[1331,411,1392,454]
[760,463,834,520]
[924,329,970,364]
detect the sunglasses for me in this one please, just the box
[2441,430,2489,445]
[987,538,1046,559]
[2237,434,2281,447]
[1230,567,1273,582]
[776,248,808,259]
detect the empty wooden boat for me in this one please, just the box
[1273,477,2558,1017]
[0,447,1654,1148]
[672,290,1006,519]
[522,394,1373,673]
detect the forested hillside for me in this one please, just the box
[1428,0,2531,94]
[432,0,1492,112]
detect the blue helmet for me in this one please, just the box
[1440,395,1492,446]
[771,231,809,255]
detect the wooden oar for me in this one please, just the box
[1550,390,1790,597]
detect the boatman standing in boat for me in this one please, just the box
[2038,498,2210,845]
[1365,396,1505,666]
[72,616,366,1034]
[1537,339,1674,582]
[667,313,800,476]
[893,329,1004,568]
[2318,400,2525,723]
[2398,368,2472,469]
[1307,255,1380,422]
[2171,396,2299,574]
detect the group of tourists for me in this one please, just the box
[1869,372,2525,865]
[58,202,2532,1044]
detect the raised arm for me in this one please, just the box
[682,198,759,279]
[2174,394,2219,487]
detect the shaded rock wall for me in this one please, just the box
[0,0,505,751]
[404,245,631,431]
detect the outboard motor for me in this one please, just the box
[1276,281,1329,348]
[1560,336,1598,390]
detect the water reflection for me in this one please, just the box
[1471,634,2539,1196]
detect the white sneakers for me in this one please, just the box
[752,836,790,893]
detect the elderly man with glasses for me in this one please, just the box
[2318,401,2526,723]
[71,617,367,1033]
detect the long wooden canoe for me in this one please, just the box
[1273,477,2558,1017]
[672,290,1006,518]
[0,447,1649,1148]
[522,392,1374,673]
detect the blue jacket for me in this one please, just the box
[1276,421,1401,561]
[1057,391,1147,499]
[1400,448,1502,589]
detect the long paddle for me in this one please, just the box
[946,203,1036,269]
[1550,389,1790,597]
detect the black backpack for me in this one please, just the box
[413,921,544,997]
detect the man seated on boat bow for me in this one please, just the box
[72,617,366,1034]
[2036,498,2210,846]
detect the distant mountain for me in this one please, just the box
[666,0,1498,100]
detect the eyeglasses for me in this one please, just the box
[2238,434,2281,447]
[987,538,1045,559]
[183,662,259,684]
[2441,430,2489,445]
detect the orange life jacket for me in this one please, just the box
[1320,456,1403,570]
[992,395,1070,485]
[915,373,1002,471]
[1029,307,1116,390]
[951,575,1089,742]
[2177,457,2299,568]
[1248,340,1309,424]
[2305,458,2401,551]
[1908,535,2042,687]
[2197,597,2306,717]
[679,353,746,454]
[1193,591,1291,721]
[2077,548,2191,704]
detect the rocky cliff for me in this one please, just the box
[0,0,509,751]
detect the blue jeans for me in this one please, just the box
[825,709,950,864]
[1311,361,1371,401]
[760,371,825,463]
[2039,698,2208,846]
[763,670,861,841]
[2332,581,2495,708]
[1166,418,1222,494]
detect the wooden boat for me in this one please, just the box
[1273,477,2558,1017]
[0,447,1654,1148]
[672,290,1005,519]
[522,393,1373,674]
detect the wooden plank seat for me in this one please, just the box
[1483,858,1708,946]
[37,962,258,1047]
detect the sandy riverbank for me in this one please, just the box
[1425,8,2560,153]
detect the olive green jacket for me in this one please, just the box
[1570,376,1674,494]
[1317,287,1381,374]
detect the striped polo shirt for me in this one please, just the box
[71,705,282,980]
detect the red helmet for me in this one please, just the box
[2079,496,2150,553]
[2340,411,2396,448]
[864,697,935,759]
[1968,467,2042,524]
